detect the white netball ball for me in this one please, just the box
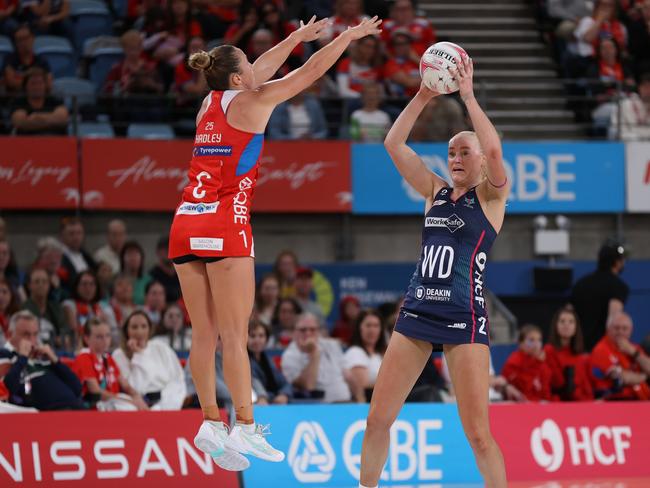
[419,42,468,94]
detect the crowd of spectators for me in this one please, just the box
[541,0,650,137]
[0,0,471,139]
[1,215,648,413]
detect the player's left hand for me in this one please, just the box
[294,16,330,42]
[454,54,474,102]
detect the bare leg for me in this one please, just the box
[175,261,221,421]
[444,344,507,488]
[206,257,255,424]
[359,332,432,487]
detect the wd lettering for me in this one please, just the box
[421,245,454,280]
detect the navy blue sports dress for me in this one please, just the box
[394,185,497,350]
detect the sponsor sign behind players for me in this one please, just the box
[0,137,79,209]
[81,140,351,212]
[352,142,625,214]
[625,142,650,212]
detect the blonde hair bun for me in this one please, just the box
[188,51,213,71]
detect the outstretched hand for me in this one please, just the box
[295,15,330,42]
[453,54,475,102]
[345,16,382,41]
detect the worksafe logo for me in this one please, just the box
[287,422,336,483]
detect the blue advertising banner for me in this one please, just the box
[352,142,625,214]
[243,404,481,487]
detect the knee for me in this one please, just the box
[365,406,395,434]
[219,328,247,350]
[465,425,493,454]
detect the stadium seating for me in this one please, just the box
[70,0,113,50]
[127,123,175,139]
[53,77,97,108]
[87,46,124,91]
[0,35,13,69]
[75,121,116,138]
[34,36,76,78]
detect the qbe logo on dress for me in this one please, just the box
[287,421,336,483]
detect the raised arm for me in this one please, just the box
[230,17,381,133]
[455,55,509,201]
[384,85,447,199]
[252,16,329,85]
[256,17,381,106]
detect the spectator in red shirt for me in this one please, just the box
[336,35,382,98]
[590,312,650,400]
[502,324,553,402]
[173,35,208,106]
[103,30,164,96]
[223,4,260,52]
[143,0,203,67]
[0,0,18,36]
[331,295,361,346]
[74,318,148,410]
[258,0,303,68]
[319,0,368,45]
[383,28,420,98]
[544,305,594,401]
[381,0,436,56]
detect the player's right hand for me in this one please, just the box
[345,16,382,41]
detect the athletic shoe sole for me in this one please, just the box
[225,435,285,463]
[194,435,250,471]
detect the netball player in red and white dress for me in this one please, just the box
[168,16,382,471]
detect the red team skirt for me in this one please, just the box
[168,187,255,262]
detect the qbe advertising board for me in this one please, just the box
[352,142,625,214]
[625,142,650,212]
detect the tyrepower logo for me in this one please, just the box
[530,419,632,473]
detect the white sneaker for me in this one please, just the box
[194,421,250,471]
[226,423,285,462]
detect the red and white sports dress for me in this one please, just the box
[168,90,263,260]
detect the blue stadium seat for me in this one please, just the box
[0,36,13,69]
[70,0,113,50]
[110,0,128,18]
[88,46,123,91]
[206,38,223,51]
[75,121,115,138]
[127,123,175,139]
[34,36,76,78]
[52,77,96,108]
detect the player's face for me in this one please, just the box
[234,49,256,90]
[87,323,112,354]
[447,134,484,187]
[556,312,576,340]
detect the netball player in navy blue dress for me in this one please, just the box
[359,55,509,487]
